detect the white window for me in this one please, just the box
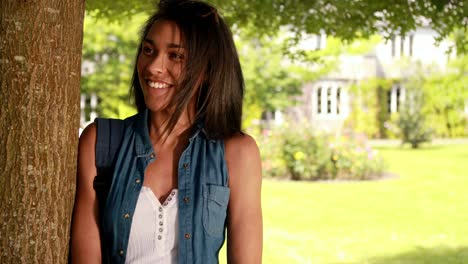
[317,87,322,114]
[391,34,414,58]
[327,87,332,114]
[316,34,322,50]
[315,84,345,118]
[336,87,341,114]
[388,85,405,113]
[400,35,405,56]
[409,34,414,56]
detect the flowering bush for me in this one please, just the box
[281,127,333,180]
[329,136,385,180]
[257,129,287,178]
[259,124,385,181]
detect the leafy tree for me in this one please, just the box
[83,0,468,127]
[423,54,468,137]
[346,55,468,141]
[237,35,303,127]
[87,0,467,53]
[346,78,395,138]
[81,12,145,119]
[398,70,433,148]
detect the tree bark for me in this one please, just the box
[0,1,84,263]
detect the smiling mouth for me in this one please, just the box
[148,81,172,89]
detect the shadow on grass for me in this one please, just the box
[365,246,468,264]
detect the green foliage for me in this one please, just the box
[423,55,468,137]
[330,136,386,181]
[85,1,156,20]
[260,123,385,180]
[346,78,394,138]
[240,34,380,128]
[237,36,304,128]
[257,129,287,178]
[397,74,433,148]
[87,0,467,53]
[81,12,147,119]
[280,124,333,180]
[398,58,468,139]
[346,54,468,140]
[398,98,432,149]
[82,1,467,133]
[452,27,468,55]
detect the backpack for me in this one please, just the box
[69,118,125,264]
[93,118,126,213]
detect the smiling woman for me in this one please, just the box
[137,20,184,113]
[130,0,246,140]
[70,1,262,264]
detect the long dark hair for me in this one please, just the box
[130,0,244,139]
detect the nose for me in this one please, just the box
[147,54,165,74]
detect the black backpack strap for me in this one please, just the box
[93,118,126,263]
[93,118,125,211]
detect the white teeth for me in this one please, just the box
[148,81,170,89]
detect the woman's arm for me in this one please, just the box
[225,134,263,264]
[70,123,102,263]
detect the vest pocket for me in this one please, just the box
[202,184,230,237]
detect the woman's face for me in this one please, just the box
[137,20,185,112]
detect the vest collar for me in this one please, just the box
[132,109,205,156]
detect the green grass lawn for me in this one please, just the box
[223,142,468,263]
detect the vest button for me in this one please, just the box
[124,213,130,219]
[119,250,124,256]
[184,233,191,239]
[150,153,155,159]
[183,197,190,203]
[135,179,141,184]
[183,163,189,169]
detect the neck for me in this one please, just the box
[147,108,194,148]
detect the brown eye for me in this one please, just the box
[169,52,184,61]
[142,46,154,55]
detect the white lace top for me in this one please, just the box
[125,187,179,264]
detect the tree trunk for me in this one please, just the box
[0,1,84,263]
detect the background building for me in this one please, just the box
[278,27,459,136]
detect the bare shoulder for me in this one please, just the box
[224,132,260,157]
[224,133,262,183]
[224,133,260,164]
[78,122,97,177]
[79,122,97,149]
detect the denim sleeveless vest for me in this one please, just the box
[98,110,230,263]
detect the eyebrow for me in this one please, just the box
[143,38,185,49]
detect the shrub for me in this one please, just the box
[398,81,432,148]
[329,134,386,180]
[257,129,287,178]
[259,123,386,181]
[281,126,332,180]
